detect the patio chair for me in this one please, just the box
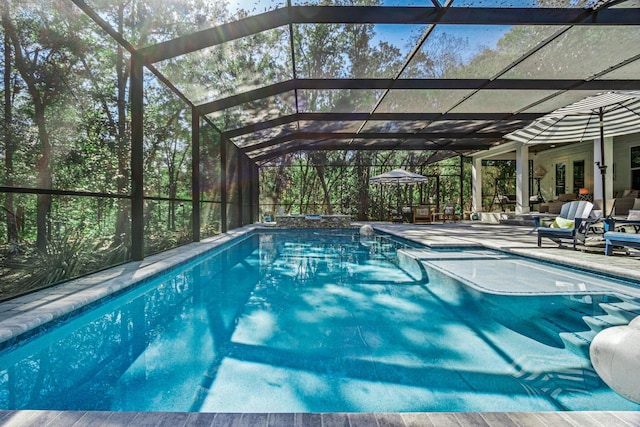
[610,209,640,233]
[413,206,431,224]
[389,208,403,223]
[401,206,413,223]
[537,200,595,250]
[611,196,637,217]
[444,205,459,222]
[432,205,458,222]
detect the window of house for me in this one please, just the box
[632,146,640,190]
[555,162,566,196]
[573,160,585,194]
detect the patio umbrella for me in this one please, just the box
[369,169,429,217]
[369,168,430,185]
[505,91,640,215]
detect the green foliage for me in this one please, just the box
[3,224,128,296]
[259,151,468,220]
[143,200,192,255]
[0,1,216,301]
[481,160,517,210]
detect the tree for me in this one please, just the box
[1,2,18,252]
[2,0,86,252]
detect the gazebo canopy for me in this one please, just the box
[78,0,640,165]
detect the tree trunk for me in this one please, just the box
[310,153,333,214]
[168,176,177,231]
[270,161,289,215]
[34,107,52,252]
[2,15,19,252]
[355,152,371,220]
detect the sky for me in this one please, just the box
[221,0,512,68]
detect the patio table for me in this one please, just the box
[527,213,559,232]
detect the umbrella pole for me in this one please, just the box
[597,107,608,216]
[396,179,401,215]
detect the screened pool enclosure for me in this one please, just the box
[1,0,639,299]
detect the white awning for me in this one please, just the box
[505,91,640,144]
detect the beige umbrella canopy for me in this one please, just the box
[369,169,429,217]
[369,169,429,185]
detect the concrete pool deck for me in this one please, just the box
[368,221,640,300]
[0,222,639,426]
[367,221,640,283]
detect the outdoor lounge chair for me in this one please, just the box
[537,200,594,250]
[444,206,459,221]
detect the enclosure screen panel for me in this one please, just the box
[450,90,560,114]
[297,90,385,113]
[402,25,559,80]
[84,0,286,49]
[294,24,426,79]
[376,90,469,114]
[208,92,297,130]
[500,26,640,81]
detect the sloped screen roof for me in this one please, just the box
[79,0,640,164]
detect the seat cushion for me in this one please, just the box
[628,210,640,221]
[538,226,574,237]
[551,217,575,229]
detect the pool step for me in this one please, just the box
[560,302,640,358]
[583,314,629,333]
[559,330,598,359]
[599,301,640,322]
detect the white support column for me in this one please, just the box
[515,144,530,214]
[594,136,614,214]
[472,156,483,213]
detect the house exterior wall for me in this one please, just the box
[613,133,640,194]
[530,131,640,202]
[472,133,640,212]
[531,141,593,202]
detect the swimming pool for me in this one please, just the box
[1,229,639,412]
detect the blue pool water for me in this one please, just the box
[1,229,640,412]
